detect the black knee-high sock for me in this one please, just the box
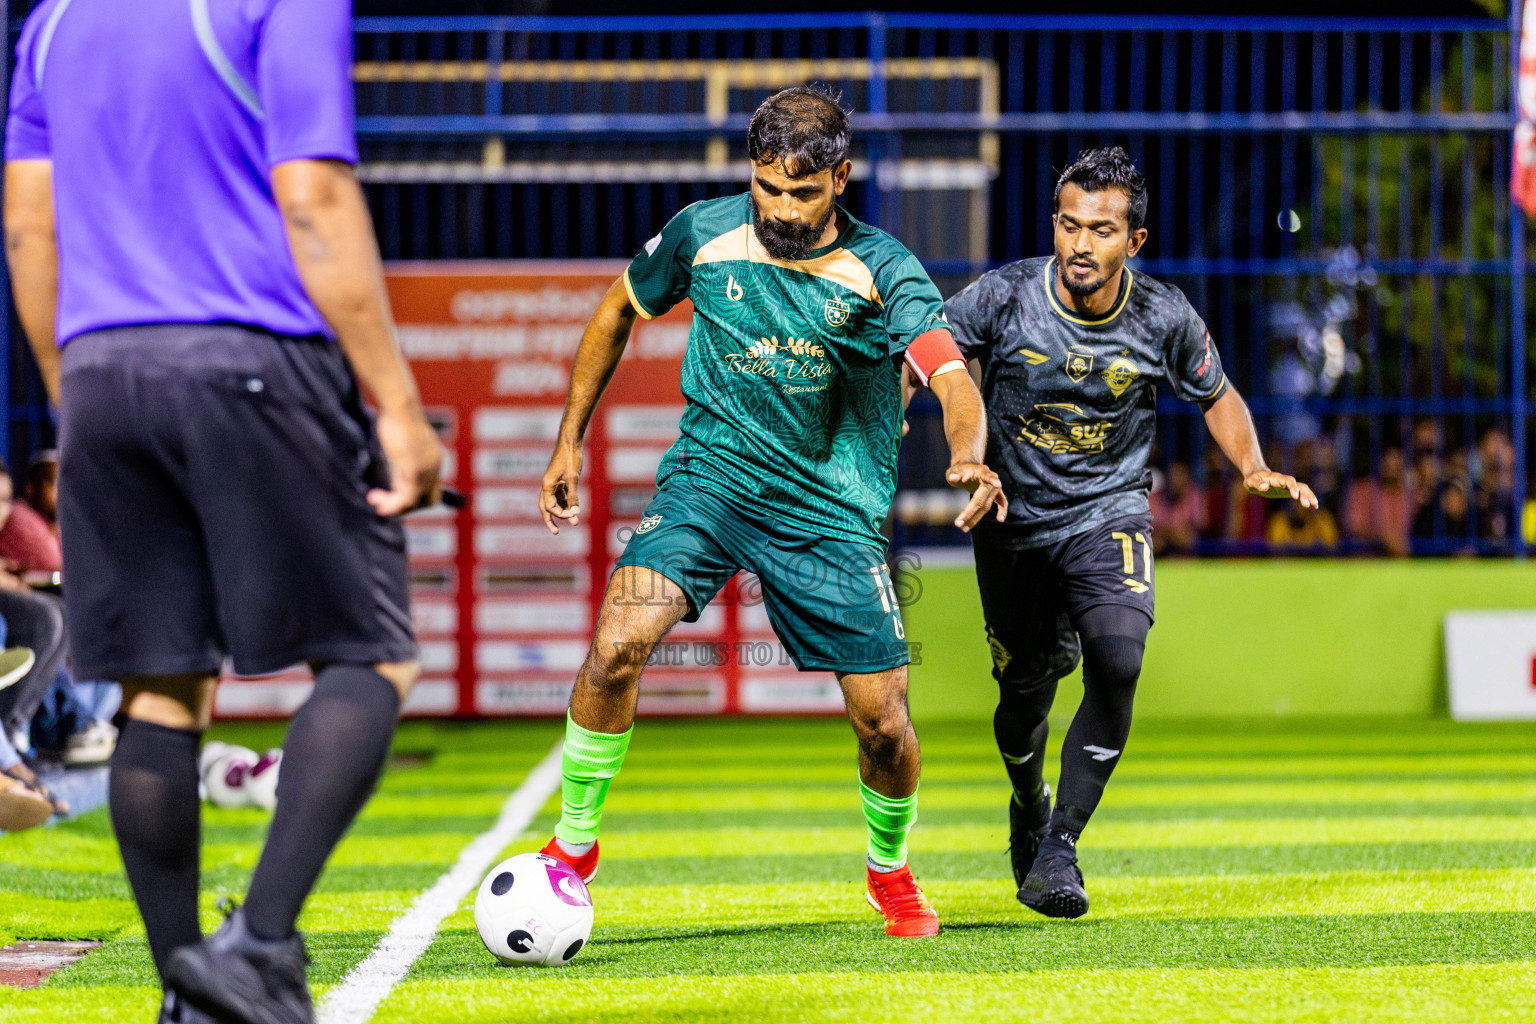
[244,665,400,941]
[109,719,203,978]
[994,676,1058,808]
[1050,605,1150,837]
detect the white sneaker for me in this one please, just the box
[64,721,117,766]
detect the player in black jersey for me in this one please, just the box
[944,147,1317,918]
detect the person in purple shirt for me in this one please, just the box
[4,2,443,1022]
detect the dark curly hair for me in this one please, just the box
[1054,147,1148,232]
[746,85,851,178]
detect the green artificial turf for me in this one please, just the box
[5,715,1536,1023]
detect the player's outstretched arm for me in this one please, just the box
[272,158,443,516]
[4,160,61,406]
[540,277,641,534]
[1201,386,1319,508]
[927,366,1008,531]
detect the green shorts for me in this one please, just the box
[614,474,910,674]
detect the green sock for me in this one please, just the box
[860,780,918,870]
[553,713,633,845]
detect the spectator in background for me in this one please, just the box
[0,618,64,828]
[0,456,59,575]
[1199,446,1232,541]
[1475,427,1514,545]
[1414,479,1476,554]
[1265,500,1341,551]
[0,458,114,767]
[1149,460,1205,554]
[0,732,55,831]
[1411,418,1443,463]
[1413,449,1442,519]
[1344,447,1412,556]
[1221,440,1282,544]
[21,449,57,537]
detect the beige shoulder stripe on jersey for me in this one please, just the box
[690,224,882,305]
[622,267,657,320]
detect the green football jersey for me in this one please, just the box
[623,193,948,546]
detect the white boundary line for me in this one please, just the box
[317,739,564,1024]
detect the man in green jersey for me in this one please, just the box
[536,86,1004,937]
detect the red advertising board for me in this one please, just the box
[213,262,843,718]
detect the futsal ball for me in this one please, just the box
[197,741,232,802]
[473,852,593,967]
[245,749,282,811]
[202,745,258,809]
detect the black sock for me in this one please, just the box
[109,719,203,978]
[1050,605,1149,837]
[994,675,1058,811]
[244,665,400,941]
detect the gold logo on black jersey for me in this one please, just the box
[1018,403,1114,455]
[1064,347,1094,383]
[1102,357,1141,398]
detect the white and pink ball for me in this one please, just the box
[473,852,593,967]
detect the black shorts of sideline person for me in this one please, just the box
[56,323,416,681]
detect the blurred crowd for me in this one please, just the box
[0,450,120,833]
[1149,422,1521,557]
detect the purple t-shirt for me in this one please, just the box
[6,0,357,344]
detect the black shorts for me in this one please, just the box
[58,324,416,680]
[973,513,1155,693]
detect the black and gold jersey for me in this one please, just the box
[945,256,1228,549]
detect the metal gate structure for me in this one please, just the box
[2,11,1528,554]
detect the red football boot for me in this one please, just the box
[540,836,600,883]
[865,863,939,937]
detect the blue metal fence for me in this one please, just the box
[3,12,1527,556]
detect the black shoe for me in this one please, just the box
[157,989,223,1024]
[165,907,313,1024]
[1017,829,1089,919]
[1006,784,1051,889]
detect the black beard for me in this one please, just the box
[752,200,835,261]
[1058,257,1109,297]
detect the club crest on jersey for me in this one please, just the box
[636,514,663,534]
[1102,357,1140,398]
[1064,347,1094,383]
[824,297,850,327]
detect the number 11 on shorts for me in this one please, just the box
[1112,531,1153,592]
[867,565,906,639]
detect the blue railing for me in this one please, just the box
[2,12,1527,556]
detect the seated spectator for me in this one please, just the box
[31,672,117,765]
[0,456,60,576]
[1475,427,1515,543]
[1265,502,1341,551]
[0,754,55,832]
[1413,450,1442,520]
[0,458,114,768]
[1413,480,1476,555]
[1295,437,1343,518]
[1344,447,1412,556]
[20,449,58,538]
[0,628,65,829]
[1150,461,1205,555]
